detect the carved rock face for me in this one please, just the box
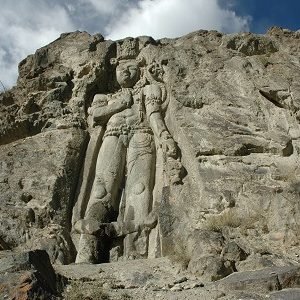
[2,28,300,288]
[116,60,140,88]
[148,62,164,82]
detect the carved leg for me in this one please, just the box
[123,132,155,258]
[76,135,126,263]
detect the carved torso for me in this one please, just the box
[105,84,162,138]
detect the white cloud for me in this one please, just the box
[0,0,75,88]
[82,0,127,15]
[0,0,250,89]
[107,0,250,40]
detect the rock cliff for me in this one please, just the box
[1,27,300,299]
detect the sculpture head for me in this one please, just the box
[116,60,140,88]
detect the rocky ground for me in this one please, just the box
[1,26,300,299]
[58,259,300,300]
[1,250,300,299]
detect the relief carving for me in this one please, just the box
[72,39,183,263]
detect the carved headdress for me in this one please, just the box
[111,38,145,66]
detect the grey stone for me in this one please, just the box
[215,266,300,293]
[74,39,184,264]
[2,26,300,298]
[0,128,87,264]
[270,288,300,300]
[170,285,182,291]
[0,250,65,299]
[173,276,188,284]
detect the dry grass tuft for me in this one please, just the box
[204,209,242,232]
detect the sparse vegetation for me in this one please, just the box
[63,280,134,300]
[170,239,191,270]
[121,293,133,300]
[203,208,268,235]
[204,209,242,232]
[63,280,111,300]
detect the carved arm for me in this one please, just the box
[144,84,177,158]
[90,89,132,125]
[149,112,177,158]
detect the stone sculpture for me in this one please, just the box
[73,40,183,263]
[4,29,300,292]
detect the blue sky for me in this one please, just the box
[0,0,299,89]
[229,0,300,33]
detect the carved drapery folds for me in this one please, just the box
[71,39,183,263]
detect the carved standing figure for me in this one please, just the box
[73,41,182,263]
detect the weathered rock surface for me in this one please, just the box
[55,257,254,299]
[270,288,300,300]
[0,128,86,263]
[0,250,65,299]
[215,265,300,292]
[1,26,300,298]
[56,258,300,299]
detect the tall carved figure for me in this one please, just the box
[73,40,182,263]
